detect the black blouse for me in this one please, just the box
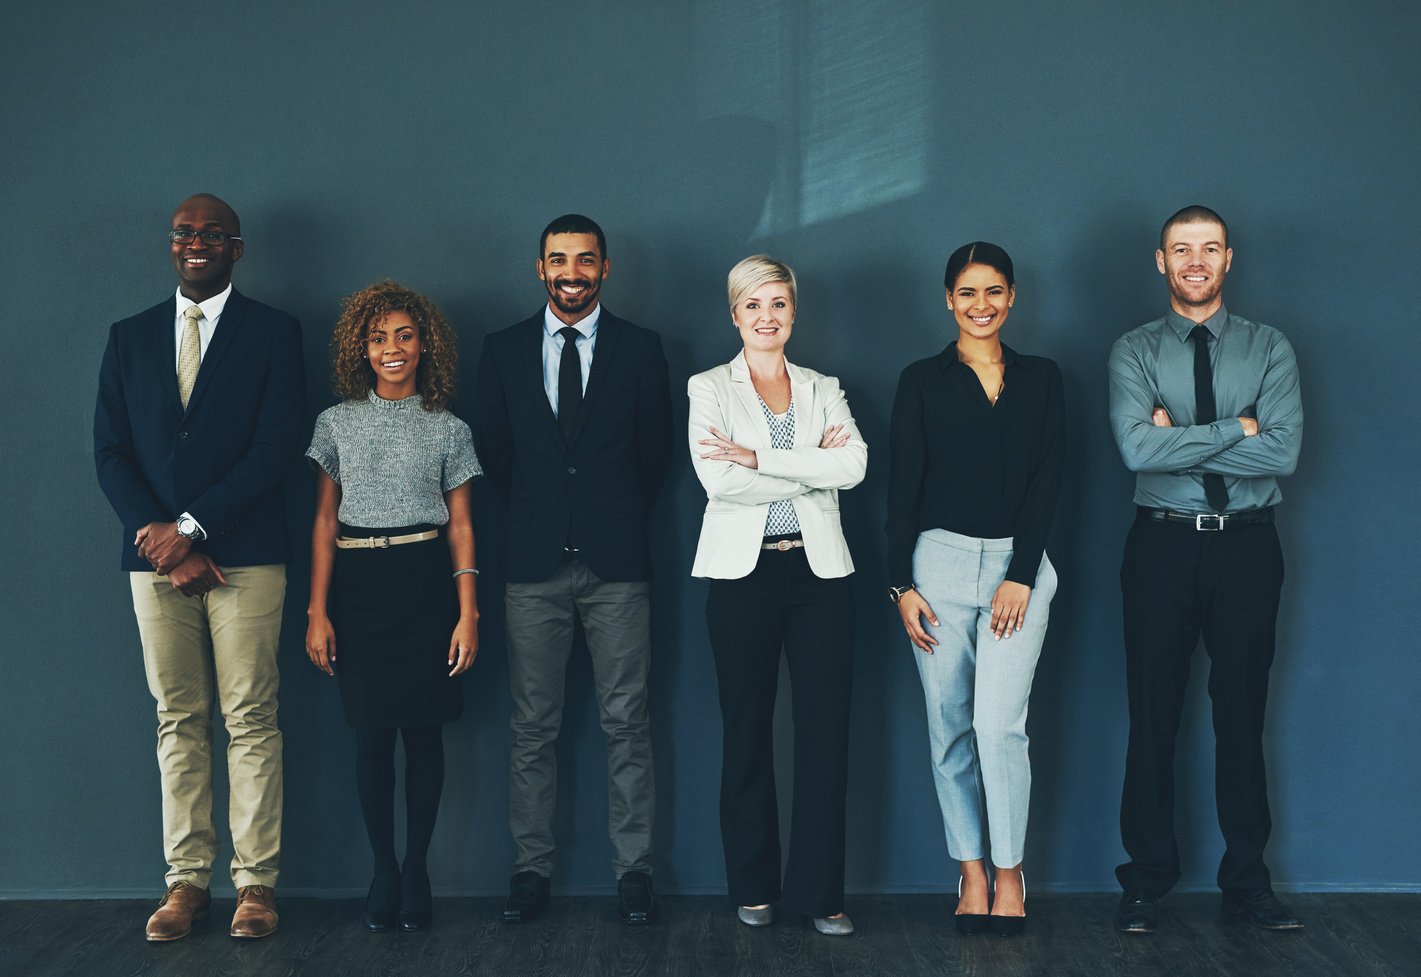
[885,342,1064,587]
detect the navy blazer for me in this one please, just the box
[94,289,305,571]
[477,308,673,583]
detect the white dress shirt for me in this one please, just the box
[173,283,232,372]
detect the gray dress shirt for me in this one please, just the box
[1108,305,1303,513]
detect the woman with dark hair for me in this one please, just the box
[689,254,867,935]
[886,243,1064,936]
[305,281,482,932]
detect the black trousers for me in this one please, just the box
[1116,511,1285,896]
[706,548,855,918]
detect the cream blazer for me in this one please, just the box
[688,352,868,579]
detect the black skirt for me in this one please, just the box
[330,523,463,729]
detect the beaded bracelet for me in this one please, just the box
[452,568,479,579]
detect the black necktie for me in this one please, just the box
[1190,325,1230,512]
[558,326,582,443]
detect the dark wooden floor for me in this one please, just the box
[1,893,1415,977]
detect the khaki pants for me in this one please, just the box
[130,563,285,889]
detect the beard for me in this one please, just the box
[548,277,600,315]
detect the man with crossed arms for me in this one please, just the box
[1108,205,1304,934]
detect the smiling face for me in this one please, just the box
[1156,219,1232,319]
[170,195,242,302]
[947,263,1014,342]
[732,281,795,354]
[365,310,422,400]
[538,232,609,325]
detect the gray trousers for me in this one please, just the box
[505,554,654,877]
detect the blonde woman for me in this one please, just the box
[688,255,867,935]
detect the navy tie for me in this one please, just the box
[1190,325,1230,512]
[558,326,582,444]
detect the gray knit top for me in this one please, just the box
[306,392,482,528]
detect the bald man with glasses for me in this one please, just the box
[94,193,305,941]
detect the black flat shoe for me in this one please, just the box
[954,875,990,936]
[503,871,550,923]
[1116,889,1160,934]
[364,871,399,933]
[988,871,1026,937]
[1221,889,1304,930]
[398,866,431,931]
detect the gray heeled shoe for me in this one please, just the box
[813,913,854,936]
[737,905,773,927]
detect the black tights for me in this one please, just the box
[354,725,445,882]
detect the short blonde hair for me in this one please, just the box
[727,254,797,312]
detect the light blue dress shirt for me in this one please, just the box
[1108,305,1303,513]
[541,303,600,418]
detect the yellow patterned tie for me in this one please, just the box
[177,306,203,409]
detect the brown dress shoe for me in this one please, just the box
[230,885,279,939]
[146,881,211,942]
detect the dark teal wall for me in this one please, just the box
[3,0,1418,896]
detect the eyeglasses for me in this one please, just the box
[169,229,242,246]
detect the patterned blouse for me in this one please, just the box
[759,395,801,536]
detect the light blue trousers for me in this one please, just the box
[910,528,1057,868]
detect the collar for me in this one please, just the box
[175,283,233,322]
[543,302,602,340]
[366,389,422,411]
[937,340,1021,369]
[1166,303,1229,342]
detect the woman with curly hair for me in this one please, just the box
[304,281,482,932]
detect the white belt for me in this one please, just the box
[761,538,806,552]
[335,529,439,550]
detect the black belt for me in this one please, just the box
[1139,506,1275,531]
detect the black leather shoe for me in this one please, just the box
[617,871,656,924]
[503,871,550,923]
[1115,890,1160,934]
[398,866,432,931]
[1221,889,1304,930]
[364,871,399,933]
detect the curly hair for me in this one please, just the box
[329,280,459,412]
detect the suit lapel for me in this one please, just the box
[786,359,819,443]
[728,351,772,450]
[183,289,244,417]
[155,297,183,415]
[570,311,620,445]
[522,314,564,444]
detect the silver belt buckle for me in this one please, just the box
[375,535,391,548]
[1195,513,1226,531]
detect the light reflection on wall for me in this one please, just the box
[694,0,929,235]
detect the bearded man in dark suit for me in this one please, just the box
[477,214,672,926]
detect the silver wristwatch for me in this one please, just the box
[176,513,205,541]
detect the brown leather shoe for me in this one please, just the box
[145,881,211,942]
[230,885,279,939]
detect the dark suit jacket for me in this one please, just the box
[477,308,673,583]
[94,289,305,571]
